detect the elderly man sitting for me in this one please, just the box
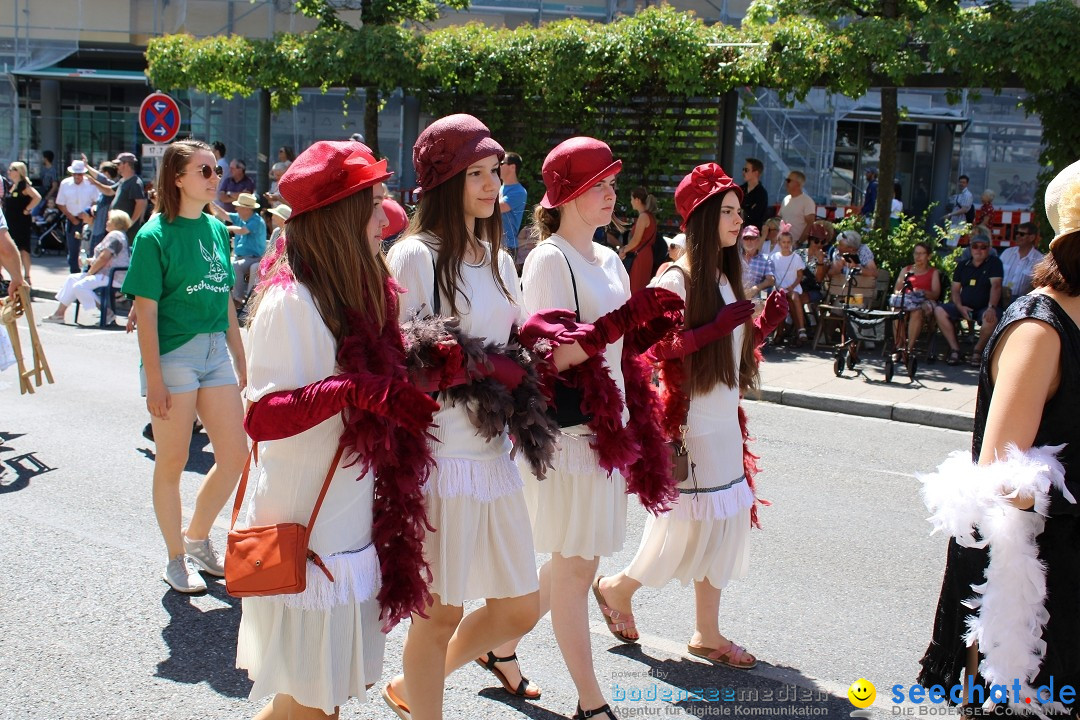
[933,233,1003,366]
[210,192,267,307]
[828,229,878,277]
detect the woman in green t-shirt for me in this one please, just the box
[122,139,248,594]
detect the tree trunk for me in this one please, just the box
[876,85,898,236]
[364,85,380,157]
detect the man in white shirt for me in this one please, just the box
[946,174,975,246]
[779,170,817,244]
[55,159,101,273]
[999,222,1044,303]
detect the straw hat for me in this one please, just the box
[1045,159,1080,249]
[234,192,261,210]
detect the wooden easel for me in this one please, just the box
[1,286,54,394]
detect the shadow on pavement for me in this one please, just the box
[136,428,217,476]
[156,579,252,699]
[608,644,855,717]
[0,431,54,494]
[477,687,574,719]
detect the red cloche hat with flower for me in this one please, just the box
[413,113,504,193]
[540,137,623,209]
[675,162,743,231]
[278,141,392,220]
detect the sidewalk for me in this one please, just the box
[22,252,979,431]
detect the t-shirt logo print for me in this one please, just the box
[200,238,228,284]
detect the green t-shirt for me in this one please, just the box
[122,213,235,356]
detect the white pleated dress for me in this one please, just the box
[519,236,630,561]
[625,270,753,589]
[236,284,383,714]
[387,234,539,606]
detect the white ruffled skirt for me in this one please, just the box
[624,431,753,589]
[236,544,384,714]
[521,431,628,561]
[424,452,539,605]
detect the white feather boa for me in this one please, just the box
[919,443,1073,717]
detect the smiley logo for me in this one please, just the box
[848,678,876,708]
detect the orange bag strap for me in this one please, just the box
[229,439,347,532]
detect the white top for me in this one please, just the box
[387,233,523,460]
[654,268,743,453]
[1000,245,1044,297]
[891,198,903,218]
[768,250,805,291]
[244,283,375,558]
[520,234,630,431]
[55,176,100,215]
[779,192,816,242]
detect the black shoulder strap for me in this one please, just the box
[548,243,581,321]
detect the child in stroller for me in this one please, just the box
[31,200,67,257]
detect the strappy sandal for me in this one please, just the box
[592,576,639,644]
[381,681,412,720]
[945,349,961,366]
[574,702,618,719]
[474,651,542,699]
[968,353,982,368]
[688,641,759,670]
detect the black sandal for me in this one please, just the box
[474,651,541,699]
[574,703,618,719]
[945,349,961,366]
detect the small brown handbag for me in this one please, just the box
[669,438,690,484]
[225,443,343,598]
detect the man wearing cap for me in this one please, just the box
[217,159,255,212]
[741,226,775,300]
[740,157,768,231]
[499,152,527,262]
[999,221,1044,304]
[655,232,686,278]
[779,170,816,245]
[933,233,1003,365]
[101,152,148,237]
[55,158,101,273]
[210,192,266,305]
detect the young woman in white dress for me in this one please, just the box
[239,141,439,719]
[381,114,542,720]
[597,162,788,670]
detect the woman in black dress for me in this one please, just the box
[4,161,41,286]
[919,158,1080,715]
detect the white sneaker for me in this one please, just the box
[42,315,64,324]
[183,536,225,577]
[162,556,207,593]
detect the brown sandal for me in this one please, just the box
[592,576,639,644]
[381,681,411,720]
[474,651,541,699]
[688,641,758,669]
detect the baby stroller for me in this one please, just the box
[31,206,67,257]
[884,271,919,382]
[831,266,914,382]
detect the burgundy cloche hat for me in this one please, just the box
[413,114,504,192]
[675,163,743,231]
[278,141,391,220]
[540,137,623,209]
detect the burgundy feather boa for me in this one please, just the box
[401,313,560,479]
[620,347,680,514]
[562,355,637,474]
[336,278,437,632]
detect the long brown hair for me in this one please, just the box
[682,191,758,396]
[250,188,389,344]
[404,170,510,316]
[155,139,211,223]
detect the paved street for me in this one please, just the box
[2,298,971,719]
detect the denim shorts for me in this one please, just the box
[140,332,237,396]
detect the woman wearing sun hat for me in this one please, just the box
[598,162,788,671]
[237,140,439,719]
[380,113,553,720]
[919,158,1080,714]
[482,136,683,720]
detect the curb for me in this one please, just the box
[756,386,973,432]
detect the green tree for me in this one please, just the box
[293,0,470,156]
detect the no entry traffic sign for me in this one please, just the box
[139,92,181,144]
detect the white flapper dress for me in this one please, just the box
[625,270,752,589]
[519,235,630,560]
[387,234,539,605]
[236,283,383,714]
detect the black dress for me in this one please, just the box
[919,294,1080,704]
[3,180,34,252]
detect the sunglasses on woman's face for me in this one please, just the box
[180,164,223,179]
